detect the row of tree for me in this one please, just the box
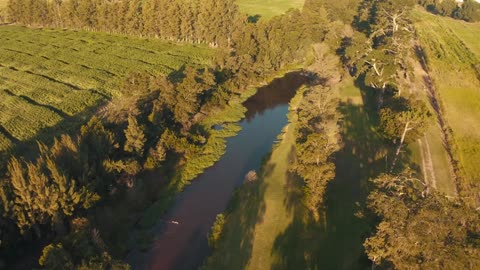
[342,1,480,269]
[0,66,233,267]
[290,44,343,219]
[419,0,480,22]
[344,0,431,169]
[6,0,330,90]
[7,0,239,47]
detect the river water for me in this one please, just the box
[130,72,307,270]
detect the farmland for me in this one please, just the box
[0,26,213,152]
[0,0,6,22]
[414,10,480,198]
[237,0,304,18]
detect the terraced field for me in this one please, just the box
[0,26,213,152]
[413,10,480,198]
[237,0,304,18]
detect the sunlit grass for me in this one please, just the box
[0,25,213,147]
[236,0,304,19]
[414,8,480,196]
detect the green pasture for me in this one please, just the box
[414,9,480,195]
[236,0,304,19]
[0,25,213,150]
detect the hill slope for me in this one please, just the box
[414,9,480,202]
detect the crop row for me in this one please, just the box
[0,25,213,148]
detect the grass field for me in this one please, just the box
[0,26,213,152]
[237,0,304,19]
[413,9,480,198]
[0,0,7,22]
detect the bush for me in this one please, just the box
[244,170,258,183]
[207,214,225,249]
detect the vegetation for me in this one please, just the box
[418,0,480,22]
[236,0,305,19]
[206,1,480,269]
[1,0,325,267]
[205,84,306,269]
[2,0,480,269]
[414,8,480,203]
[365,170,480,269]
[0,25,212,149]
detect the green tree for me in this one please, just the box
[208,214,225,249]
[124,115,146,156]
[39,243,74,270]
[438,0,457,17]
[0,157,99,235]
[455,0,480,22]
[366,170,480,269]
[379,98,431,171]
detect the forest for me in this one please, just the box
[0,0,479,269]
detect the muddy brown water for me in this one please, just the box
[127,72,307,270]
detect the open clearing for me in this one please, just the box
[0,26,213,152]
[414,9,480,198]
[237,0,304,19]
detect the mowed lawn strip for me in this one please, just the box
[414,9,480,193]
[0,26,213,147]
[237,0,305,19]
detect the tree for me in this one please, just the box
[124,115,146,156]
[345,0,416,108]
[455,0,480,22]
[378,98,431,171]
[438,0,457,17]
[208,214,225,249]
[39,243,74,270]
[292,86,341,218]
[366,170,480,269]
[0,157,99,235]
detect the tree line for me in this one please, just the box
[1,0,333,267]
[0,65,235,268]
[289,43,343,219]
[341,0,480,268]
[5,0,330,98]
[7,0,238,47]
[419,0,480,22]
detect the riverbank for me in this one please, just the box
[119,68,306,265]
[204,85,305,269]
[205,75,384,269]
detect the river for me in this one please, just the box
[128,72,307,270]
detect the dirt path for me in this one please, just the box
[418,135,437,190]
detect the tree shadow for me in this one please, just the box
[204,158,275,269]
[247,15,262,24]
[270,100,388,270]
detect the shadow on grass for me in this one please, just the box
[204,156,276,270]
[270,101,387,270]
